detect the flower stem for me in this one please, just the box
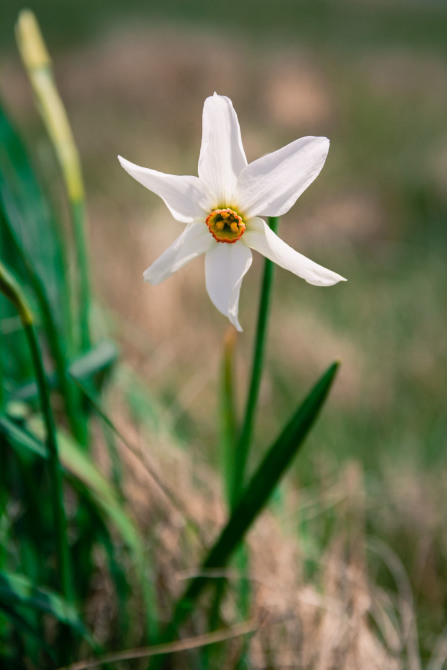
[230,216,279,509]
[220,326,238,506]
[0,262,74,603]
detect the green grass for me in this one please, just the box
[2,3,447,667]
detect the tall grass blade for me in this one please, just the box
[0,415,47,459]
[0,571,95,645]
[10,340,117,404]
[16,10,92,351]
[0,100,71,351]
[0,102,85,441]
[156,361,339,661]
[0,262,73,602]
[26,415,159,639]
[0,601,54,659]
[2,408,159,640]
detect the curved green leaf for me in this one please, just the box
[0,571,94,645]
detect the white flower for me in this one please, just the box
[119,93,346,331]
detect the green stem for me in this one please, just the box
[0,263,73,602]
[220,327,238,507]
[230,216,279,509]
[71,198,91,352]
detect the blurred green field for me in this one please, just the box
[2,1,447,667]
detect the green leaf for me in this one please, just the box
[0,100,86,443]
[167,362,339,637]
[0,416,46,460]
[0,98,70,351]
[30,417,159,638]
[1,413,158,638]
[56,427,159,639]
[0,601,54,659]
[0,571,94,645]
[10,340,118,403]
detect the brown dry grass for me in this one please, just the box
[89,397,423,669]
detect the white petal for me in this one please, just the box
[205,243,252,331]
[244,218,346,286]
[144,223,213,284]
[237,136,330,218]
[119,155,207,223]
[198,94,247,206]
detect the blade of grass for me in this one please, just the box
[154,361,339,664]
[0,106,86,443]
[0,416,46,459]
[0,571,95,646]
[230,216,279,509]
[74,377,193,529]
[11,340,118,404]
[57,618,258,670]
[0,601,54,659]
[0,410,153,640]
[0,262,73,603]
[2,410,159,641]
[16,11,91,352]
[0,99,71,348]
[27,414,160,640]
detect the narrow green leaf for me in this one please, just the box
[0,101,86,442]
[1,413,158,638]
[16,12,92,351]
[0,99,71,350]
[162,362,339,646]
[0,416,46,459]
[0,601,54,658]
[0,571,94,645]
[10,340,118,403]
[31,418,159,639]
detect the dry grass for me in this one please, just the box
[90,394,427,669]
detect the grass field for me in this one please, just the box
[1,1,447,667]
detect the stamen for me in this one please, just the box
[205,208,246,244]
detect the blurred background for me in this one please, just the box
[2,0,447,664]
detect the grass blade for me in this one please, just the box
[0,102,85,442]
[16,10,91,352]
[0,416,46,459]
[0,262,74,602]
[0,571,94,645]
[158,361,339,656]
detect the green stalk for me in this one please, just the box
[230,216,279,509]
[71,198,91,352]
[16,10,91,352]
[220,326,238,506]
[0,262,73,602]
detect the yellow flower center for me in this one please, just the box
[205,208,246,244]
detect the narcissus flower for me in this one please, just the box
[119,94,345,331]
